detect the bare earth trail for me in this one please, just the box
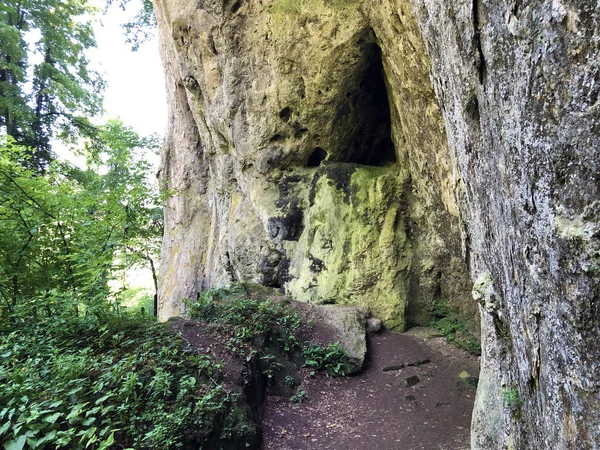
[261,329,480,450]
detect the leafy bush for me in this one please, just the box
[302,342,352,376]
[0,131,162,321]
[0,308,254,449]
[188,285,351,376]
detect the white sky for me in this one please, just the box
[53,3,167,168]
[91,5,167,294]
[91,4,167,139]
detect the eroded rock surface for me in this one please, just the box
[154,0,600,447]
[155,0,473,331]
[411,0,600,448]
[292,302,368,374]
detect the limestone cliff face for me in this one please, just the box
[410,0,600,447]
[155,0,600,447]
[154,0,473,330]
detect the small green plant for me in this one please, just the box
[429,302,481,355]
[188,285,303,360]
[503,388,522,409]
[302,342,351,376]
[260,353,285,379]
[290,387,306,404]
[189,285,352,377]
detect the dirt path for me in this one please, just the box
[261,329,480,450]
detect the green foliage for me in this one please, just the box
[0,0,104,168]
[188,285,351,376]
[105,0,157,51]
[0,306,254,449]
[188,285,303,360]
[503,388,522,410]
[0,128,161,318]
[289,387,306,404]
[302,342,351,377]
[429,302,481,355]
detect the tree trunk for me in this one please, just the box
[148,256,158,317]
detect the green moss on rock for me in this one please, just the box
[287,164,410,330]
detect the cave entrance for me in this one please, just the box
[343,42,396,166]
[306,147,327,167]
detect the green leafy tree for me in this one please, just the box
[0,122,161,317]
[0,0,104,169]
[106,0,156,51]
[82,119,163,304]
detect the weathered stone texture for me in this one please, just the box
[155,0,474,331]
[155,0,600,446]
[410,0,600,447]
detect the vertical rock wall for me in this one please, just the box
[154,0,599,446]
[154,0,474,330]
[410,0,600,447]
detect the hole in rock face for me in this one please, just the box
[306,147,327,167]
[231,0,241,13]
[279,107,291,121]
[294,128,309,139]
[341,43,396,166]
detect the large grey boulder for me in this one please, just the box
[293,302,368,375]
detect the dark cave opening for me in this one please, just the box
[342,43,396,166]
[306,147,327,167]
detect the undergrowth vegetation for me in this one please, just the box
[429,302,481,355]
[0,304,254,449]
[187,285,352,377]
[0,286,351,449]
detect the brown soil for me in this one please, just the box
[261,328,480,450]
[170,316,480,450]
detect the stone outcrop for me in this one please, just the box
[292,302,368,374]
[154,0,473,331]
[154,0,600,447]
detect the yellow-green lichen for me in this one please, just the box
[270,0,358,16]
[286,164,410,330]
[472,271,499,313]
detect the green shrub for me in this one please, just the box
[302,342,352,376]
[188,285,351,377]
[0,307,254,449]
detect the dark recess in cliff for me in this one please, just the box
[306,147,327,167]
[341,43,396,167]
